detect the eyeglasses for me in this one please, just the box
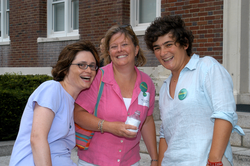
[71,63,98,71]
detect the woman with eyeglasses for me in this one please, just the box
[9,41,99,166]
[74,25,158,166]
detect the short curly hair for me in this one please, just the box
[144,15,194,56]
[51,41,99,81]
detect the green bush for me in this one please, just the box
[0,73,52,141]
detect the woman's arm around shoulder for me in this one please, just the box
[74,103,137,138]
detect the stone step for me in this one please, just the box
[231,128,250,148]
[0,142,249,166]
[154,112,250,148]
[1,149,248,166]
[154,121,250,149]
[0,141,14,157]
[139,143,250,166]
[237,112,250,129]
[153,102,250,127]
[0,143,154,166]
[232,146,250,166]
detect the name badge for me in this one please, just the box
[138,91,150,107]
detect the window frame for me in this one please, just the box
[39,0,79,42]
[130,0,161,36]
[0,0,10,45]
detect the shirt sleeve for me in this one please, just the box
[203,60,245,136]
[31,81,61,114]
[75,70,102,114]
[159,123,165,138]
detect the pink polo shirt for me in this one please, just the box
[75,63,155,166]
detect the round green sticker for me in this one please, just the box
[140,82,148,97]
[178,88,188,100]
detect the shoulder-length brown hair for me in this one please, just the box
[51,41,99,81]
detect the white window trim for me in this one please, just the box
[0,0,10,44]
[130,0,161,36]
[38,0,79,43]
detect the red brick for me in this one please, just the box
[0,0,224,67]
[190,8,200,13]
[197,48,207,51]
[197,39,208,43]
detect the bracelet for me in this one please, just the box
[151,159,158,163]
[97,120,102,131]
[100,120,105,134]
[207,159,223,166]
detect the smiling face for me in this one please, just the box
[66,50,97,91]
[152,33,190,73]
[108,32,139,68]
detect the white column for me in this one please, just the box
[223,0,250,104]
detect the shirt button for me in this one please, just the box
[121,140,123,143]
[119,149,121,152]
[117,159,120,162]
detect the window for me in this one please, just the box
[46,0,79,40]
[0,0,10,44]
[130,0,161,35]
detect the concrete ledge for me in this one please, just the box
[231,132,242,146]
[232,146,250,166]
[243,129,250,148]
[1,142,250,166]
[0,141,14,157]
[0,67,52,76]
[139,153,151,166]
[237,112,250,129]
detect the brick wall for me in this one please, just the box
[37,40,78,67]
[0,45,10,66]
[0,0,223,67]
[138,36,160,67]
[161,0,224,63]
[8,0,46,67]
[79,0,130,52]
[128,0,224,67]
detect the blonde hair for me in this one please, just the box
[102,25,146,67]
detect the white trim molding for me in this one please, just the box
[0,67,52,76]
[130,0,161,36]
[223,0,250,104]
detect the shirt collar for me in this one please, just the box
[163,54,199,83]
[101,62,141,86]
[184,53,199,71]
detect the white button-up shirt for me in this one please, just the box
[159,54,244,166]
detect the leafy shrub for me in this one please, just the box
[0,73,52,141]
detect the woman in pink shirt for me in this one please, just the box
[74,25,158,166]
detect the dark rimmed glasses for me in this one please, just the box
[71,63,98,71]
